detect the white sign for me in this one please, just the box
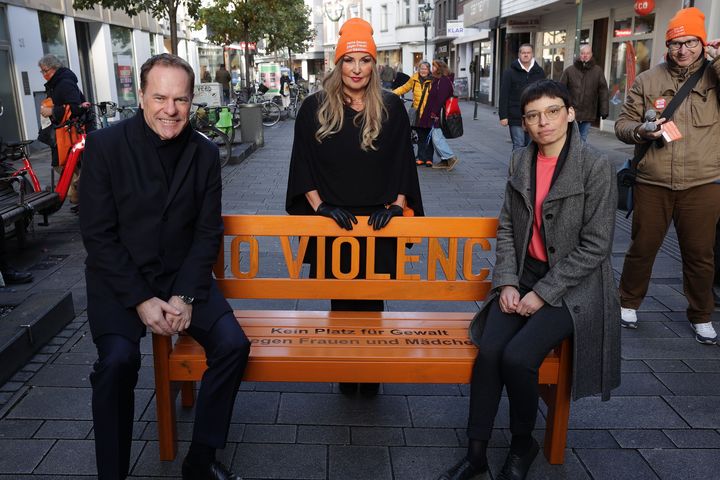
[506,19,540,33]
[447,21,464,37]
[193,83,222,107]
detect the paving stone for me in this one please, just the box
[52,352,97,365]
[657,373,720,395]
[0,439,54,473]
[0,419,41,439]
[407,395,469,428]
[390,446,465,480]
[8,387,151,421]
[612,373,672,396]
[641,449,720,479]
[566,429,619,449]
[247,382,332,393]
[645,359,692,372]
[664,429,720,448]
[351,427,404,446]
[684,359,720,372]
[21,363,44,373]
[233,443,326,479]
[382,383,463,396]
[297,425,350,445]
[665,396,720,428]
[620,321,679,338]
[230,391,281,424]
[568,396,686,429]
[242,424,296,443]
[621,360,652,373]
[487,446,590,480]
[329,445,392,480]
[279,393,411,426]
[34,420,93,439]
[404,427,459,446]
[0,381,23,392]
[575,448,659,479]
[28,363,92,387]
[609,429,674,448]
[622,338,720,360]
[132,441,233,477]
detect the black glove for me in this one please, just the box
[368,204,404,230]
[316,202,357,230]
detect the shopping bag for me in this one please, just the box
[440,96,463,139]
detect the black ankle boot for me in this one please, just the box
[437,458,488,480]
[496,437,539,480]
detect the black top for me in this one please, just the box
[498,60,546,125]
[143,117,192,185]
[44,67,87,125]
[286,91,424,216]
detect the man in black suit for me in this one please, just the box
[80,54,249,480]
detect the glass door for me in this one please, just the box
[0,49,21,142]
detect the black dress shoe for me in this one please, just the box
[496,438,539,480]
[181,459,242,480]
[339,382,358,395]
[1,268,33,285]
[437,458,488,480]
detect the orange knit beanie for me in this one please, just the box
[666,7,706,45]
[334,18,377,64]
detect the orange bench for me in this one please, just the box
[152,215,572,464]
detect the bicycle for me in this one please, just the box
[117,105,138,120]
[93,101,117,129]
[190,103,232,168]
[247,83,282,127]
[286,83,308,119]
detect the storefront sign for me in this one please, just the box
[634,0,654,16]
[463,0,500,27]
[506,19,540,33]
[194,83,222,107]
[447,21,464,37]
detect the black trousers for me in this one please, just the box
[415,127,433,162]
[467,298,573,440]
[90,311,250,480]
[714,219,720,285]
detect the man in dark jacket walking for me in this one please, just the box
[560,45,609,142]
[498,44,546,150]
[214,63,232,104]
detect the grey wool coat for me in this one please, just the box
[469,122,621,401]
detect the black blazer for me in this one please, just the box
[79,112,232,341]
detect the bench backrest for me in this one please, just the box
[214,215,498,302]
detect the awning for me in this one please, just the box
[453,29,490,45]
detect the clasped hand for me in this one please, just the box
[136,296,192,336]
[498,286,545,317]
[316,202,358,230]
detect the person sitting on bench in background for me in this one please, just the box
[285,17,424,397]
[437,80,621,480]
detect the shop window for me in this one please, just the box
[541,30,567,81]
[609,39,653,120]
[38,11,68,66]
[634,14,654,35]
[110,26,137,107]
[0,5,9,42]
[580,29,590,45]
[543,30,566,47]
[150,34,157,57]
[613,17,632,38]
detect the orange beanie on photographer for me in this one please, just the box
[666,7,707,45]
[334,18,377,64]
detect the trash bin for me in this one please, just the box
[236,103,264,147]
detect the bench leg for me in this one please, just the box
[542,338,572,465]
[152,334,178,461]
[181,381,196,408]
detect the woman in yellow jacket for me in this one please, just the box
[393,61,433,166]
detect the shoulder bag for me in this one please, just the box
[617,60,708,215]
[440,78,463,139]
[408,81,430,127]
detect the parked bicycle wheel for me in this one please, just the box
[261,101,281,127]
[199,125,231,168]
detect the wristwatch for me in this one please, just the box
[177,295,195,305]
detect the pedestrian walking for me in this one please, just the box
[560,44,609,142]
[498,44,546,151]
[417,59,459,170]
[285,17,424,397]
[214,63,232,104]
[436,79,620,480]
[380,63,395,88]
[80,53,250,480]
[392,61,433,166]
[615,7,720,345]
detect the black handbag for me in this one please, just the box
[617,60,708,216]
[440,95,463,139]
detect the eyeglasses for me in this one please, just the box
[522,105,566,125]
[40,67,53,74]
[666,38,700,51]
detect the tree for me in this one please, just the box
[72,0,201,55]
[198,0,314,89]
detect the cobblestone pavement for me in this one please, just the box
[0,102,718,479]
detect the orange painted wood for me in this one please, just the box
[153,215,572,464]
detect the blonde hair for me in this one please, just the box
[315,61,387,151]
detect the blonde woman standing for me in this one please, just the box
[286,18,424,396]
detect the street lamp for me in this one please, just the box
[419,2,434,59]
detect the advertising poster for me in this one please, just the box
[259,63,281,95]
[116,54,137,105]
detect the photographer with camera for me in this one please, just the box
[615,7,720,345]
